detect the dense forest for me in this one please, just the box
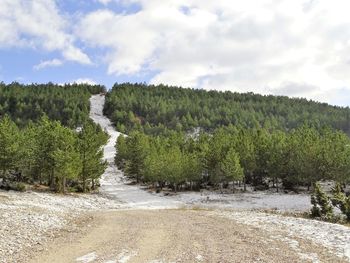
[0,116,108,193]
[104,83,350,135]
[111,84,350,216]
[116,125,350,193]
[0,82,108,192]
[0,82,105,127]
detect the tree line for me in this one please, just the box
[104,83,350,135]
[0,82,105,127]
[311,183,350,222]
[0,82,108,193]
[0,116,108,193]
[115,125,350,192]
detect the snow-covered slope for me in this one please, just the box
[89,94,182,209]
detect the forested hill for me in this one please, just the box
[0,82,105,127]
[104,83,350,134]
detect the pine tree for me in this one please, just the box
[310,183,334,220]
[220,148,244,185]
[53,126,81,193]
[331,182,350,221]
[0,116,20,179]
[78,122,108,192]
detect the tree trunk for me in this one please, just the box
[276,177,279,193]
[50,169,55,190]
[243,175,247,192]
[62,177,66,193]
[82,152,86,192]
[82,174,86,193]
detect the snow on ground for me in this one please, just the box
[213,210,350,262]
[0,190,120,263]
[89,95,182,209]
[90,94,312,212]
[168,190,311,211]
[1,94,349,262]
[89,94,350,261]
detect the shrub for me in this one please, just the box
[15,183,26,192]
[310,183,334,220]
[331,183,350,221]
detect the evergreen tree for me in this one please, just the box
[310,183,334,220]
[220,148,244,186]
[78,122,108,192]
[0,116,20,179]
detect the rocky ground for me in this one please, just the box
[1,190,350,262]
[0,190,120,263]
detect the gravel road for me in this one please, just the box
[29,209,345,263]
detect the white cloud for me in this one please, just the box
[0,0,91,65]
[97,0,112,5]
[33,59,63,70]
[77,0,350,105]
[2,0,350,105]
[71,78,97,85]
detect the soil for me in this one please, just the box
[29,209,345,263]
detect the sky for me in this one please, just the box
[1,0,350,106]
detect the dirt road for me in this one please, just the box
[1,95,349,262]
[29,209,344,263]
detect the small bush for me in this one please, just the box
[310,183,334,220]
[1,182,26,192]
[14,183,26,192]
[331,183,350,221]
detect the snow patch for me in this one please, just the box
[89,95,182,209]
[76,252,97,263]
[195,254,203,261]
[116,249,137,263]
[214,210,350,261]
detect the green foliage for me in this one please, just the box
[52,123,82,193]
[310,183,350,222]
[220,148,244,183]
[124,131,149,183]
[0,82,105,127]
[0,116,108,193]
[104,83,350,135]
[14,182,26,192]
[310,183,334,220]
[0,116,20,177]
[115,124,350,193]
[0,82,107,193]
[78,121,108,192]
[331,183,350,221]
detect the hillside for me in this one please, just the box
[104,83,350,135]
[0,82,105,127]
[0,84,108,193]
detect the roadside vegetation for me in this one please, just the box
[116,122,350,193]
[0,83,108,193]
[311,183,350,223]
[109,84,350,224]
[109,84,349,192]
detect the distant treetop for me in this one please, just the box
[104,83,350,135]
